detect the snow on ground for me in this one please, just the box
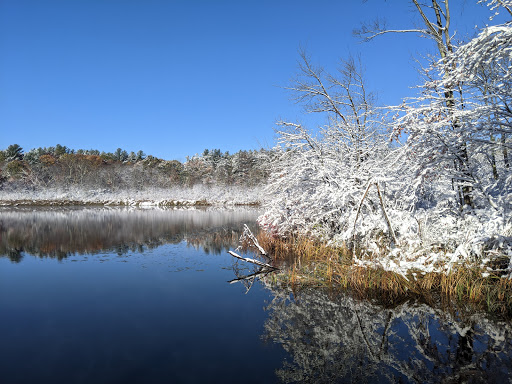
[0,185,264,207]
[349,208,512,280]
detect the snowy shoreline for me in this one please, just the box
[0,186,263,208]
[0,199,260,207]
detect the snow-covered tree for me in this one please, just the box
[259,53,400,248]
[383,0,512,264]
[395,3,511,207]
[4,144,24,162]
[357,0,478,207]
[261,1,512,270]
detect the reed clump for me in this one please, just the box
[258,232,512,314]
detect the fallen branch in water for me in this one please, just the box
[227,225,276,293]
[227,269,273,284]
[240,224,268,257]
[228,251,278,270]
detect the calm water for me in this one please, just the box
[1,207,512,383]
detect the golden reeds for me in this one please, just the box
[258,231,512,314]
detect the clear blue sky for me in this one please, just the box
[0,0,494,161]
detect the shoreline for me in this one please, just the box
[0,198,261,208]
[255,232,512,315]
[0,185,264,208]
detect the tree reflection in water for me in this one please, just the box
[0,207,260,261]
[4,207,512,383]
[262,286,512,383]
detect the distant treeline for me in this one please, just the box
[0,144,271,190]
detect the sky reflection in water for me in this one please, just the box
[1,207,511,383]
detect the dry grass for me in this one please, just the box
[258,232,512,314]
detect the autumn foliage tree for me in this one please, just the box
[0,144,270,191]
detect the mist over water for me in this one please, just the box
[1,207,511,383]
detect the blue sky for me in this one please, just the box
[0,0,494,161]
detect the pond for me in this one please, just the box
[1,207,512,383]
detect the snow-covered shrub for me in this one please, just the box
[259,54,403,252]
[261,3,512,275]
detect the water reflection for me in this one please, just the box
[0,207,260,261]
[262,286,512,383]
[3,207,512,383]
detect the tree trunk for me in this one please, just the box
[502,133,510,168]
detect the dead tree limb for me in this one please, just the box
[352,181,398,257]
[352,181,373,259]
[375,182,398,245]
[227,269,272,285]
[228,251,278,270]
[241,224,268,256]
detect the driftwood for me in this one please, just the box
[227,269,272,285]
[228,225,277,294]
[228,251,277,270]
[241,224,268,256]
